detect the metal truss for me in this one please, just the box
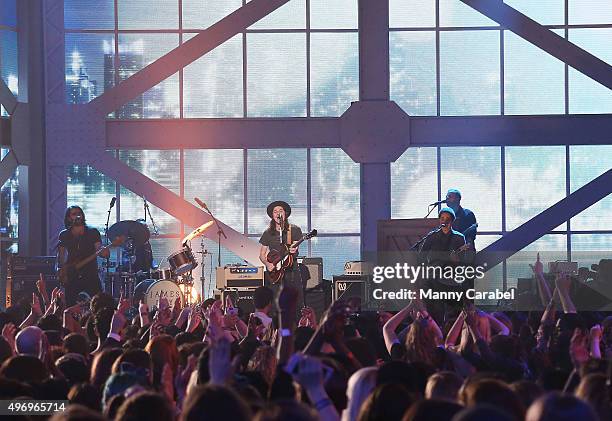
[30,0,612,264]
[43,0,291,263]
[462,0,612,90]
[476,169,612,270]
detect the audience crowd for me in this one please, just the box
[0,257,610,421]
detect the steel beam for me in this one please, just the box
[4,0,46,256]
[410,114,612,147]
[0,150,18,186]
[43,0,67,254]
[476,169,612,270]
[0,79,17,116]
[90,152,261,265]
[358,0,391,255]
[91,0,290,116]
[0,118,9,147]
[105,114,612,150]
[462,0,612,90]
[106,118,340,149]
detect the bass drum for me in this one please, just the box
[133,279,184,309]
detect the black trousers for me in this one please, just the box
[268,266,305,310]
[65,269,101,306]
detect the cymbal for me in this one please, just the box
[181,220,214,245]
[108,220,150,246]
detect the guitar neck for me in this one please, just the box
[74,246,108,271]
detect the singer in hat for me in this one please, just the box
[259,201,305,306]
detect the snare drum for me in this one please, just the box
[133,279,184,309]
[168,247,197,275]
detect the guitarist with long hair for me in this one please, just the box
[57,206,110,305]
[259,201,305,307]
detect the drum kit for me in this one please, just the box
[102,219,214,311]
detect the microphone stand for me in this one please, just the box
[424,204,437,219]
[410,226,442,252]
[144,197,160,236]
[104,203,114,280]
[204,204,227,268]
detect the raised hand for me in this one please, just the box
[224,295,234,312]
[530,252,544,276]
[31,293,42,317]
[1,322,16,353]
[209,337,232,385]
[157,297,172,326]
[110,293,129,336]
[36,274,49,307]
[158,296,169,311]
[175,354,197,402]
[570,328,589,368]
[205,300,223,341]
[555,272,572,292]
[298,306,318,329]
[139,300,150,325]
[171,296,182,321]
[590,324,603,342]
[175,306,192,329]
[150,319,164,340]
[321,301,350,344]
[246,313,265,339]
[290,354,325,391]
[186,308,202,333]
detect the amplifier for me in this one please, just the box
[333,275,367,303]
[6,255,59,308]
[344,261,373,276]
[304,285,332,319]
[216,265,264,289]
[9,255,57,276]
[299,257,323,289]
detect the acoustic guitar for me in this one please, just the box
[267,229,317,284]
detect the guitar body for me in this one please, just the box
[428,242,474,287]
[267,247,294,284]
[58,237,123,287]
[266,229,317,285]
[58,264,78,287]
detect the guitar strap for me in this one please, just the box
[287,224,292,245]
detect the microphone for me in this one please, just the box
[429,200,447,206]
[194,197,208,210]
[109,197,116,209]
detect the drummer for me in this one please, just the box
[110,219,153,274]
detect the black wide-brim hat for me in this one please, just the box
[267,201,291,218]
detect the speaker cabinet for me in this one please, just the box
[300,257,323,289]
[332,275,367,303]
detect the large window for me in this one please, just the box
[392,145,612,292]
[64,0,359,118]
[390,0,612,116]
[68,148,360,296]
